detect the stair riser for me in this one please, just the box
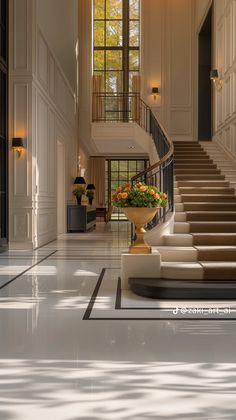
[181,195,236,202]
[193,235,236,246]
[198,250,236,261]
[175,165,217,169]
[175,170,221,175]
[203,268,236,280]
[179,188,234,194]
[176,175,225,180]
[186,213,236,221]
[184,203,236,210]
[189,224,236,233]
[178,181,229,187]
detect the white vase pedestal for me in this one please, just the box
[121,250,161,290]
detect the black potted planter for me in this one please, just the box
[76,196,82,205]
[89,197,93,205]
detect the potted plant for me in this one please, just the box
[112,182,167,254]
[86,189,95,205]
[72,185,85,205]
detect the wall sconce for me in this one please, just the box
[12,137,24,157]
[210,69,223,91]
[152,87,159,100]
[74,176,86,185]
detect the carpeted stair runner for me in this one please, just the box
[174,141,236,280]
[129,141,236,298]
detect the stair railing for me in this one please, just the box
[132,98,174,229]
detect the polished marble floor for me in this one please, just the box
[0,223,236,420]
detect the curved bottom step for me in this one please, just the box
[129,278,236,299]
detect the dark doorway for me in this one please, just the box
[0,0,8,251]
[198,6,212,141]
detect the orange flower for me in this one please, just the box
[150,189,155,195]
[121,192,128,199]
[116,186,122,193]
[163,192,167,199]
[125,187,130,192]
[154,193,160,199]
[117,193,122,199]
[112,194,117,200]
[140,186,148,192]
[126,183,130,187]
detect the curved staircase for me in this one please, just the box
[129,141,236,299]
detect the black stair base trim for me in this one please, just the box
[129,278,236,300]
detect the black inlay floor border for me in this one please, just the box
[0,250,58,290]
[84,271,236,321]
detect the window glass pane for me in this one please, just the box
[111,171,119,181]
[137,160,145,171]
[129,0,139,19]
[106,50,122,70]
[119,173,128,181]
[111,161,118,171]
[129,71,139,91]
[119,161,128,171]
[94,71,105,90]
[94,0,105,19]
[105,71,123,92]
[106,0,122,19]
[94,50,105,70]
[111,182,117,191]
[94,21,105,46]
[129,50,139,71]
[129,171,137,179]
[129,21,139,46]
[106,21,123,46]
[128,161,137,171]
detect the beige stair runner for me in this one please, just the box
[162,141,236,280]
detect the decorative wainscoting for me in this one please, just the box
[213,0,236,159]
[9,0,77,249]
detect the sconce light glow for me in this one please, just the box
[12,138,24,158]
[152,87,159,100]
[210,69,223,91]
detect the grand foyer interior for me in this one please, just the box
[1,0,236,418]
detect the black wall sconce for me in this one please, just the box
[210,69,222,91]
[152,87,159,100]
[12,138,24,157]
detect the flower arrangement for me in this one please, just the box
[112,182,167,208]
[86,190,95,200]
[72,185,86,197]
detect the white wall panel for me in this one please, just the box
[212,0,236,158]
[13,83,29,196]
[13,213,30,240]
[13,0,28,70]
[169,0,192,108]
[170,110,192,135]
[37,31,48,89]
[9,0,78,250]
[37,94,48,194]
[49,54,56,99]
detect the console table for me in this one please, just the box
[67,205,96,232]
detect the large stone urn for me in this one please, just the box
[122,207,159,254]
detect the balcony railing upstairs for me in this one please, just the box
[92,92,174,230]
[92,92,140,123]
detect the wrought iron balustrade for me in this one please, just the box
[92,92,140,123]
[131,99,174,230]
